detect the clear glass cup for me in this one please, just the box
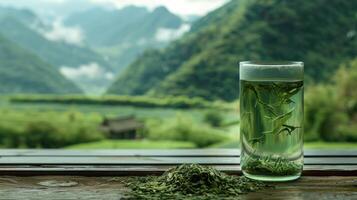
[239,61,304,182]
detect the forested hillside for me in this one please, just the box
[0,17,112,71]
[65,6,186,73]
[0,7,114,93]
[108,0,357,101]
[66,6,182,47]
[0,34,81,94]
[0,6,39,25]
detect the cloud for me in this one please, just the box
[155,24,191,42]
[40,19,84,45]
[40,0,66,4]
[60,63,114,81]
[136,38,148,45]
[91,0,229,16]
[0,0,67,5]
[0,0,229,18]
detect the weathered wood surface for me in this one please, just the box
[0,176,355,200]
[0,150,356,199]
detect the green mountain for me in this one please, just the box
[66,6,182,47]
[0,7,114,94]
[0,16,112,72]
[107,0,357,101]
[0,6,38,25]
[0,34,81,94]
[65,6,149,47]
[189,0,239,33]
[65,6,186,72]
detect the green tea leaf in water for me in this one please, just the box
[242,155,302,176]
[242,81,302,144]
[240,80,304,179]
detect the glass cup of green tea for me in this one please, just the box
[239,61,304,182]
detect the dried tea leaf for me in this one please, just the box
[123,164,270,200]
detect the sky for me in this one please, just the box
[93,0,230,16]
[0,0,230,17]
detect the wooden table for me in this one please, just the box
[0,149,356,199]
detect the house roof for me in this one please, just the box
[101,117,144,133]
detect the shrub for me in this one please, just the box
[188,126,229,148]
[10,95,219,109]
[0,125,24,148]
[0,110,105,148]
[25,121,60,148]
[204,111,223,127]
[337,125,357,142]
[304,85,336,141]
[146,115,229,148]
[304,59,357,142]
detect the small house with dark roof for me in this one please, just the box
[100,116,144,139]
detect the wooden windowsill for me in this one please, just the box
[0,149,356,176]
[0,149,356,199]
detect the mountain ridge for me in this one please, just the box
[108,0,357,101]
[65,5,187,73]
[0,7,114,94]
[0,34,81,94]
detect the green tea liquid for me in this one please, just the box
[240,78,304,181]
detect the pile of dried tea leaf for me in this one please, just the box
[123,164,269,200]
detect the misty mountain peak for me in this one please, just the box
[152,6,170,15]
[120,5,148,14]
[0,6,38,25]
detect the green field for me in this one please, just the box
[304,142,357,149]
[66,140,196,149]
[66,139,357,150]
[2,100,236,123]
[0,96,356,150]
[211,139,357,149]
[0,97,237,149]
